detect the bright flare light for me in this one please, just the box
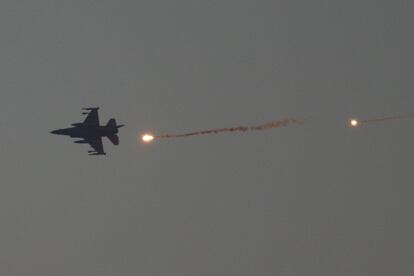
[142,134,154,143]
[350,119,359,127]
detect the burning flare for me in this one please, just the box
[350,119,359,127]
[142,134,154,143]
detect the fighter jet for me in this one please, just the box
[50,107,124,155]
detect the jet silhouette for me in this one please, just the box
[51,107,124,155]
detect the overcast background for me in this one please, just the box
[0,1,413,275]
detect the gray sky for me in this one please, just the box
[1,1,413,275]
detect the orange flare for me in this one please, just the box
[350,119,359,127]
[142,134,154,143]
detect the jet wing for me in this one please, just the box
[82,109,100,126]
[87,137,106,155]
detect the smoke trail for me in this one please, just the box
[154,118,304,139]
[361,113,414,123]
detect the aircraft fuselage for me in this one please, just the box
[51,125,120,138]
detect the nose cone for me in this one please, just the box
[50,129,62,135]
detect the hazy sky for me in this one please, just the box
[1,1,413,275]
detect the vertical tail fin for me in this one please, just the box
[106,118,117,128]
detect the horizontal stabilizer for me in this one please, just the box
[107,134,119,145]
